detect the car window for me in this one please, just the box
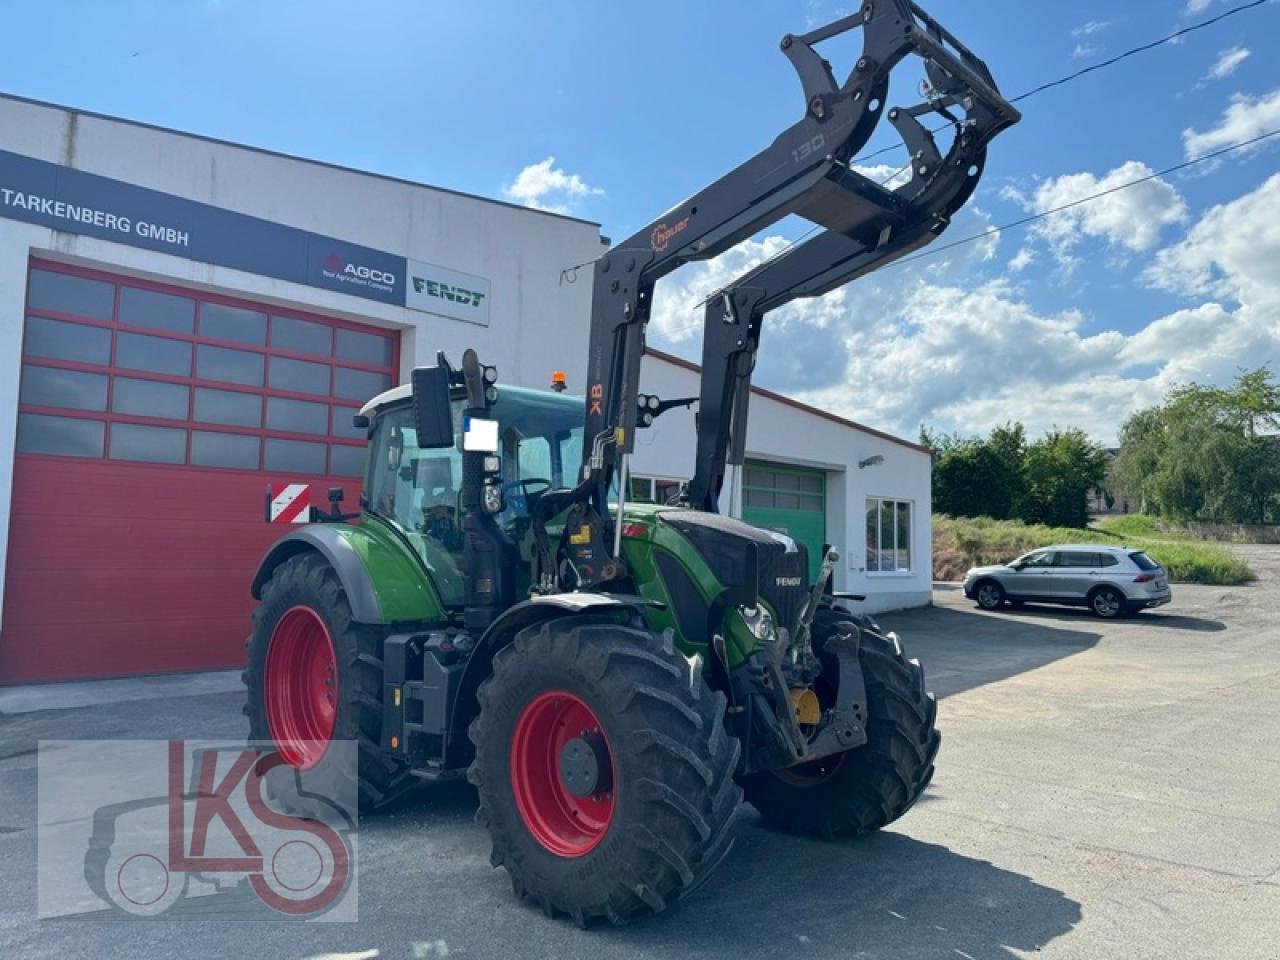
[1022,550,1055,568]
[1097,552,1119,567]
[1130,551,1159,571]
[1057,551,1095,567]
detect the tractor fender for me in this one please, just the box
[250,526,384,624]
[444,593,650,767]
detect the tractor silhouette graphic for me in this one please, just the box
[83,742,353,918]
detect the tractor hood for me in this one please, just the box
[639,507,810,636]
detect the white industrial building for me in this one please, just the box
[0,92,931,683]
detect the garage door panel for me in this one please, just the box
[8,459,363,520]
[0,615,255,682]
[1,570,253,626]
[741,462,827,582]
[2,261,394,683]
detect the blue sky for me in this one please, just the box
[3,0,1278,443]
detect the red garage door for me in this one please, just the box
[0,260,398,683]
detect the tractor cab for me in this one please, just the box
[358,381,586,608]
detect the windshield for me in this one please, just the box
[364,388,584,607]
[491,387,584,521]
[1130,551,1160,571]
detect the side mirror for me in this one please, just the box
[411,366,454,449]
[1009,561,1024,571]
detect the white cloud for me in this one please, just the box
[854,163,914,190]
[1183,88,1280,159]
[1146,172,1280,309]
[502,157,603,214]
[1072,19,1112,36]
[647,175,1280,445]
[1186,0,1215,13]
[1072,43,1099,60]
[1008,247,1035,272]
[1206,46,1251,81]
[1004,161,1188,271]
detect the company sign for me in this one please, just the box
[0,149,498,313]
[405,258,491,326]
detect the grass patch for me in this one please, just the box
[933,514,1254,586]
[1094,513,1176,540]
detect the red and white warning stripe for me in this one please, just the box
[268,483,311,524]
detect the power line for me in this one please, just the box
[565,1,1274,313]
[676,0,1276,311]
[853,0,1272,166]
[658,128,1280,340]
[1011,0,1271,105]
[883,128,1279,272]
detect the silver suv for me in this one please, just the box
[963,544,1172,619]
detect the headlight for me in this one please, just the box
[740,605,775,643]
[482,482,503,514]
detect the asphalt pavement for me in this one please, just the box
[2,554,1278,959]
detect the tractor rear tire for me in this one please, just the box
[739,610,940,838]
[468,614,741,925]
[244,552,413,814]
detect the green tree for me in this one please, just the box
[987,422,1029,517]
[933,441,1018,519]
[928,421,1028,521]
[1114,368,1280,524]
[1021,429,1108,528]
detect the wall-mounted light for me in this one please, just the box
[858,455,885,469]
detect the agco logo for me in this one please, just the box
[650,216,690,253]
[322,253,396,288]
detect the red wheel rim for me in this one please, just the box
[510,691,615,857]
[264,606,338,770]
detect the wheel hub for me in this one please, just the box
[510,691,615,857]
[559,732,612,798]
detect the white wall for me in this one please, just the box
[631,354,933,613]
[0,95,603,619]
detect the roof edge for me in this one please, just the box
[645,348,930,455]
[0,90,602,229]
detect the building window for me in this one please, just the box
[630,475,684,505]
[865,497,912,573]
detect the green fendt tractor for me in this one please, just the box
[245,1,1019,924]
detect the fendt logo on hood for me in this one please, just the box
[775,576,804,588]
[321,253,396,291]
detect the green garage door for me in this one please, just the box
[742,462,826,581]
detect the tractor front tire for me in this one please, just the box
[468,615,740,925]
[740,610,940,838]
[244,552,413,814]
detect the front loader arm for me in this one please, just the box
[542,0,1019,588]
[682,10,1022,513]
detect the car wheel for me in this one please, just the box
[1090,586,1125,620]
[975,580,1005,610]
